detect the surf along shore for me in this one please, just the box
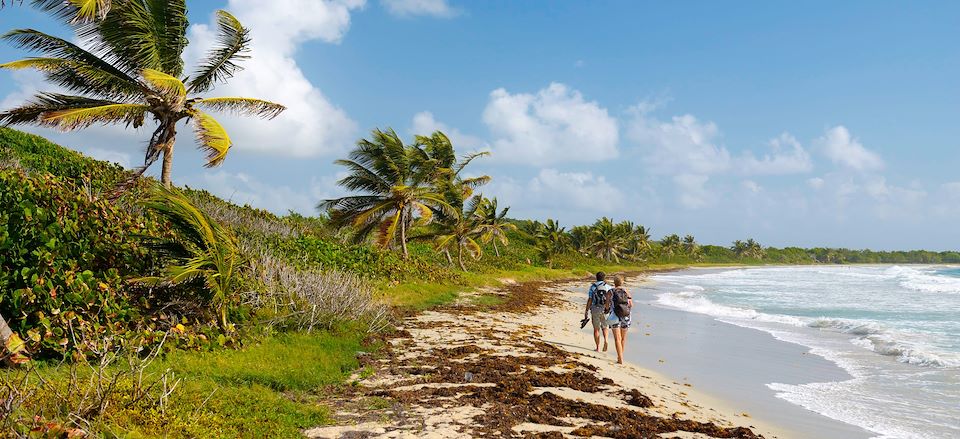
[307,273,789,438]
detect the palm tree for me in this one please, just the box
[683,234,700,259]
[660,234,682,257]
[746,238,764,260]
[474,197,516,257]
[432,195,484,271]
[320,128,451,259]
[136,186,242,328]
[534,219,569,268]
[627,224,652,258]
[0,1,285,187]
[414,131,490,192]
[568,225,592,254]
[588,217,628,262]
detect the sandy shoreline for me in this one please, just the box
[306,274,799,438]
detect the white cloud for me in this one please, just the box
[482,83,619,164]
[410,111,483,149]
[185,0,362,158]
[187,170,347,215]
[816,125,884,171]
[740,133,812,175]
[742,179,761,194]
[381,0,458,17]
[807,177,825,189]
[626,104,729,175]
[673,173,712,209]
[493,169,623,216]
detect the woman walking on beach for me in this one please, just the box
[607,275,633,364]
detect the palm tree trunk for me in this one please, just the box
[161,148,174,187]
[493,240,500,257]
[158,122,178,187]
[457,246,466,271]
[399,209,409,259]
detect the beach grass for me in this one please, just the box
[6,330,368,438]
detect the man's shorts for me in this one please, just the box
[590,307,608,330]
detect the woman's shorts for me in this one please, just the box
[609,315,631,329]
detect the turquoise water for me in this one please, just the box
[651,265,960,439]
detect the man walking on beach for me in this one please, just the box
[584,272,612,352]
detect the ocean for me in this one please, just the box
[650,265,960,439]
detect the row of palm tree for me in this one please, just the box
[320,129,515,271]
[526,218,707,265]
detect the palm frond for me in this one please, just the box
[39,102,149,130]
[0,93,114,125]
[1,29,143,95]
[141,68,185,101]
[30,0,112,23]
[195,97,285,119]
[84,0,188,75]
[187,10,250,93]
[189,109,232,167]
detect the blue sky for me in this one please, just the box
[1,0,959,250]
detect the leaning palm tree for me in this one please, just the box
[682,234,699,257]
[320,128,452,259]
[136,185,242,329]
[474,197,516,257]
[432,195,484,271]
[0,1,285,187]
[414,131,490,192]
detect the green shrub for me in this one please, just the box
[0,170,157,358]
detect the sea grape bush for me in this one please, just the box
[0,170,156,358]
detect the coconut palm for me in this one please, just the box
[626,224,652,258]
[414,131,490,192]
[136,186,242,328]
[568,225,592,254]
[431,195,484,271]
[0,1,285,187]
[683,234,700,258]
[660,234,682,257]
[746,238,764,259]
[320,128,452,259]
[534,219,569,268]
[474,197,516,257]
[588,217,628,262]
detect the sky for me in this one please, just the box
[1,0,959,250]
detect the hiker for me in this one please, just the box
[607,275,633,364]
[583,271,612,352]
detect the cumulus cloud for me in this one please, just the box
[739,133,812,175]
[672,174,712,209]
[410,111,484,149]
[626,105,729,175]
[185,0,362,158]
[807,177,825,189]
[482,83,618,164]
[492,169,623,219]
[816,125,884,171]
[381,0,459,17]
